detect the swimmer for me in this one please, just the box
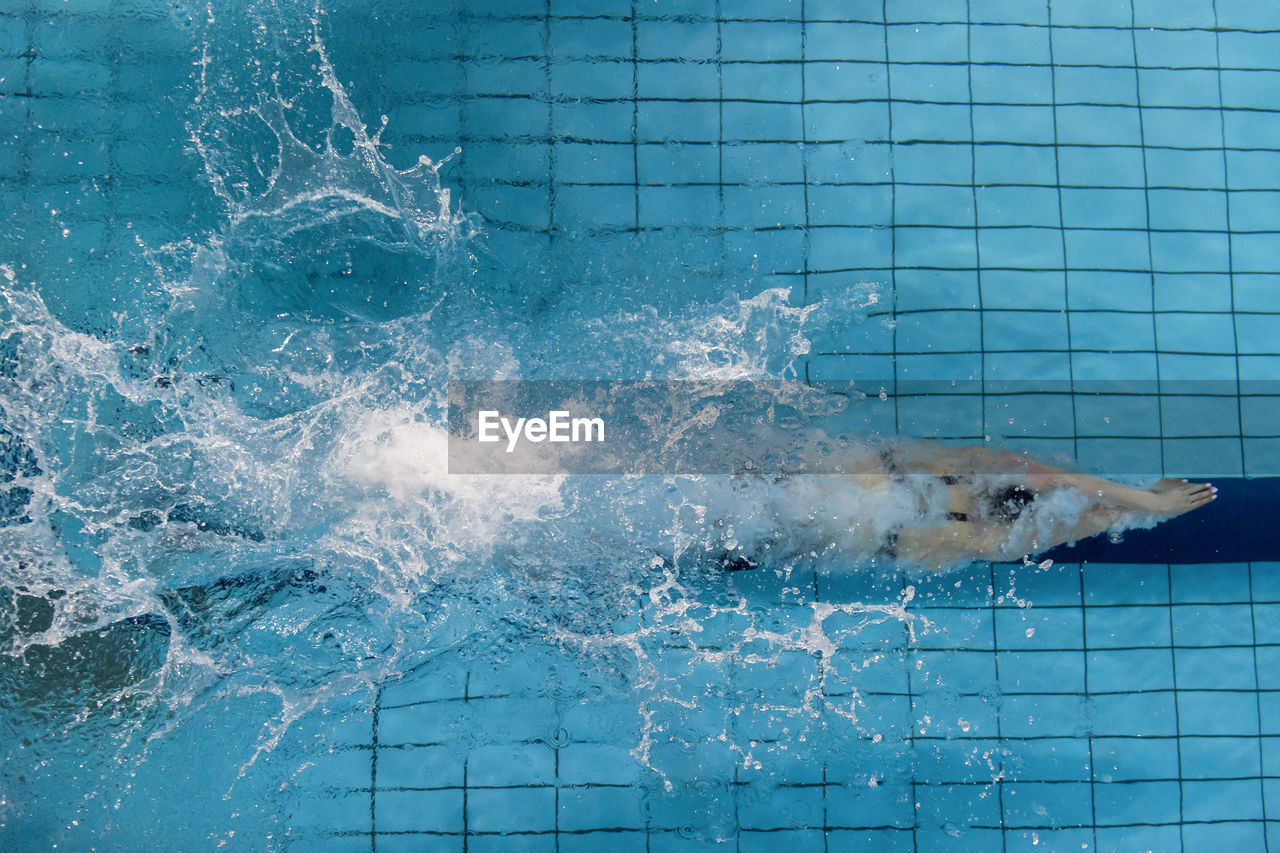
[849,442,1217,567]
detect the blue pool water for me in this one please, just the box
[1,0,1278,850]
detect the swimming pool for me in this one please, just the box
[1,0,1277,849]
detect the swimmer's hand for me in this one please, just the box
[1143,479,1217,517]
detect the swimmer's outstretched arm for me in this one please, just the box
[1004,461,1215,517]
[899,486,1212,568]
[901,442,1216,518]
[897,521,1016,565]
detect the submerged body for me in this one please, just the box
[842,442,1216,568]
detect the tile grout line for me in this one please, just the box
[1248,559,1273,849]
[1211,1,1248,479]
[544,0,556,243]
[1126,3,1167,480]
[1079,568,1100,852]
[881,0,900,435]
[963,0,988,457]
[716,0,725,283]
[799,0,811,309]
[1046,1,1080,464]
[1165,564,1187,852]
[1205,21,1266,840]
[630,0,640,232]
[987,562,1008,853]
[370,683,381,853]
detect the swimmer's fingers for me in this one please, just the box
[1189,483,1216,506]
[1173,482,1216,511]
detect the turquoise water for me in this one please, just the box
[1,1,1277,850]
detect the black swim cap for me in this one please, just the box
[989,484,1035,522]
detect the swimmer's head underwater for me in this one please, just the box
[987,483,1036,523]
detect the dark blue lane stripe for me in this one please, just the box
[1045,477,1280,564]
